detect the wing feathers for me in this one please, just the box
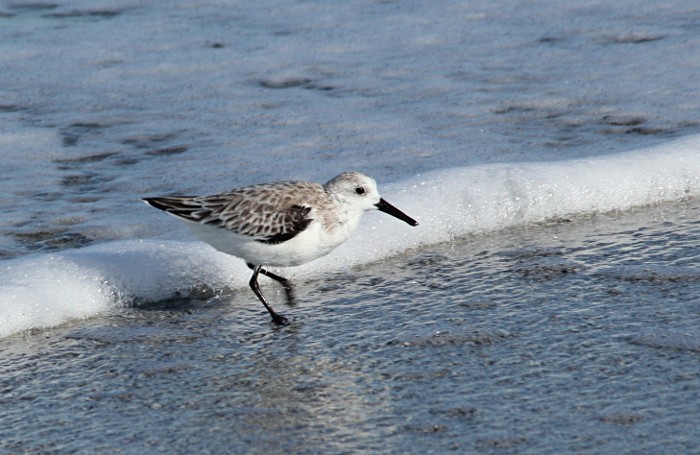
[142,184,319,243]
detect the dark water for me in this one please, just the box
[2,199,700,454]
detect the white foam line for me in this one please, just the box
[301,134,700,274]
[2,135,700,337]
[0,241,247,338]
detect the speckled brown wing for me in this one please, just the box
[142,181,319,244]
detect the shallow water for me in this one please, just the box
[2,199,699,454]
[2,0,700,452]
[2,0,700,259]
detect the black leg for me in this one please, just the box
[246,262,296,306]
[249,265,289,325]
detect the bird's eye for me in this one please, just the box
[355,187,366,195]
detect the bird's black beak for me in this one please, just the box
[375,198,418,226]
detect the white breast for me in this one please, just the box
[184,212,361,268]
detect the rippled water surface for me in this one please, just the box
[2,199,700,453]
[1,0,700,259]
[3,0,700,452]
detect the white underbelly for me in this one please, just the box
[184,220,350,267]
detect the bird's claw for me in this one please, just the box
[272,314,290,326]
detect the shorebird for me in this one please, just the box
[142,172,418,324]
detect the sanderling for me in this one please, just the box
[143,171,418,324]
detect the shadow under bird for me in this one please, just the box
[142,171,418,325]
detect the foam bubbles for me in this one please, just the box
[0,241,247,338]
[290,134,700,275]
[2,135,700,337]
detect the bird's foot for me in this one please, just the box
[271,314,290,326]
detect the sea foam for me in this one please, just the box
[2,135,700,337]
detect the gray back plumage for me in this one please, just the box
[142,181,323,244]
